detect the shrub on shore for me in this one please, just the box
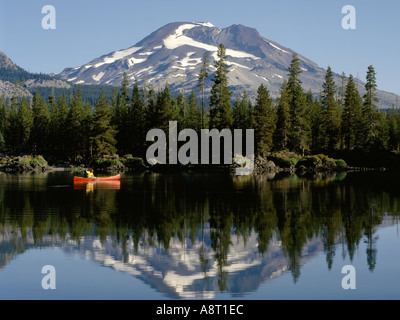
[266,151,347,170]
[92,154,146,172]
[268,151,302,168]
[93,154,123,169]
[0,155,50,172]
[333,159,347,167]
[121,154,144,166]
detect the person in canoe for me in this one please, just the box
[86,169,96,179]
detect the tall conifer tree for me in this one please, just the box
[274,81,290,151]
[253,85,275,155]
[16,97,33,153]
[209,44,233,130]
[321,66,340,150]
[198,53,209,128]
[115,73,131,155]
[341,75,363,149]
[130,81,146,156]
[362,65,382,149]
[65,88,85,161]
[285,54,310,155]
[31,91,50,155]
[91,91,117,157]
[186,90,202,132]
[233,90,253,130]
[50,93,69,159]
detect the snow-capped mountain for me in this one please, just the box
[56,22,398,108]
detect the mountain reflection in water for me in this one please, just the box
[0,171,399,298]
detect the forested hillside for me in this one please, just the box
[1,46,400,168]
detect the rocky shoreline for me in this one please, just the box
[251,154,350,175]
[0,153,389,175]
[0,155,52,173]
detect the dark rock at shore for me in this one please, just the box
[0,152,381,175]
[252,156,280,175]
[252,155,350,175]
[94,163,125,173]
[0,156,51,173]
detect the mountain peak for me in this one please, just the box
[0,50,18,71]
[55,22,398,108]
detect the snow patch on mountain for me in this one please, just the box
[253,74,269,83]
[92,72,105,82]
[94,47,142,68]
[227,61,251,70]
[54,21,399,109]
[135,66,154,77]
[128,57,147,67]
[139,52,154,56]
[179,52,202,67]
[172,66,187,70]
[264,40,290,54]
[165,24,260,60]
[197,22,215,28]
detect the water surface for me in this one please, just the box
[0,170,399,300]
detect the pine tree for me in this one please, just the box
[286,54,310,155]
[31,91,50,155]
[157,84,174,132]
[338,72,347,108]
[81,100,94,158]
[364,65,379,110]
[173,89,186,124]
[387,107,400,151]
[198,53,209,128]
[65,88,85,161]
[374,111,389,150]
[274,80,290,151]
[16,96,33,153]
[130,81,146,156]
[0,95,6,151]
[91,91,117,157]
[362,65,381,149]
[4,93,19,154]
[110,87,120,116]
[341,75,363,150]
[186,90,202,132]
[253,84,275,155]
[0,94,6,133]
[115,73,131,155]
[321,66,340,150]
[308,90,323,151]
[233,90,253,130]
[145,84,174,137]
[209,44,233,130]
[50,93,69,159]
[144,87,157,132]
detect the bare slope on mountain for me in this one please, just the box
[42,22,400,108]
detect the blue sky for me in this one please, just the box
[0,0,399,94]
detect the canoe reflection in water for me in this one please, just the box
[73,180,121,192]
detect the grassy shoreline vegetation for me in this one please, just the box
[0,45,399,174]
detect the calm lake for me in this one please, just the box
[0,170,399,300]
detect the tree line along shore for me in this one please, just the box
[1,44,400,174]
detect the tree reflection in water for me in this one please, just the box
[0,171,399,291]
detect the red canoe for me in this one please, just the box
[73,174,121,182]
[73,180,121,190]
